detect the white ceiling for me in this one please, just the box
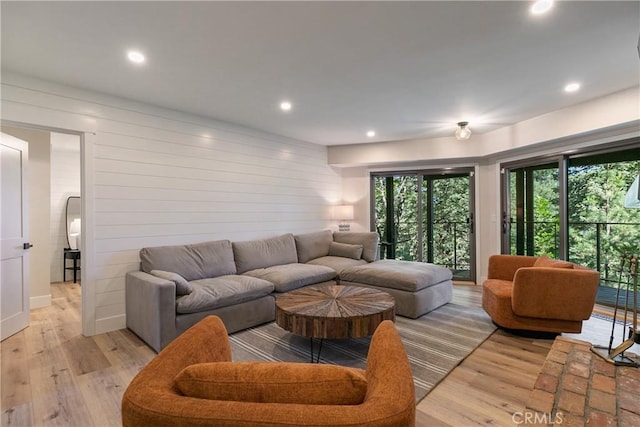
[2,1,638,146]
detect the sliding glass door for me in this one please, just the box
[424,174,474,280]
[373,174,419,260]
[372,169,475,281]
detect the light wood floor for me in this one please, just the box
[1,283,155,426]
[1,282,635,426]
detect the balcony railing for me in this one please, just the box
[379,219,639,288]
[510,220,640,288]
[379,220,472,275]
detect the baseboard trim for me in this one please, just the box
[95,314,126,335]
[30,294,52,309]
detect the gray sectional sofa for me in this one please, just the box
[125,230,453,352]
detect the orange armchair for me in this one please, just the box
[122,316,415,427]
[482,255,600,333]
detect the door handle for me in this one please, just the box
[23,243,33,250]
[502,213,509,234]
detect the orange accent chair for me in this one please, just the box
[482,255,600,333]
[122,316,415,427]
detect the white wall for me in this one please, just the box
[1,73,342,335]
[341,167,370,232]
[50,133,81,282]
[0,125,52,307]
[333,87,640,284]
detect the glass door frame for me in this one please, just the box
[500,155,568,258]
[370,167,477,282]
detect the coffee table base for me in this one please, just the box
[310,338,324,363]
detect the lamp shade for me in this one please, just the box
[333,205,354,221]
[624,175,640,208]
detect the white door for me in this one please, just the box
[1,132,30,341]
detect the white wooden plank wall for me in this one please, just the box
[49,133,81,282]
[1,75,342,334]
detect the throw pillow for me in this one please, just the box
[175,362,367,405]
[328,242,364,260]
[533,255,573,269]
[150,270,193,295]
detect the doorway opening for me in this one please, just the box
[1,123,82,339]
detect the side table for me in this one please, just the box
[63,249,81,284]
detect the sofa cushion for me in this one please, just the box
[340,259,453,292]
[233,234,298,274]
[308,256,367,274]
[140,240,236,281]
[150,270,192,296]
[174,362,367,405]
[329,242,363,260]
[333,232,379,262]
[533,254,574,269]
[244,263,336,292]
[176,275,274,314]
[294,230,333,263]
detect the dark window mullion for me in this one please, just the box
[426,177,434,264]
[515,169,525,255]
[416,174,424,262]
[525,168,535,256]
[384,177,395,259]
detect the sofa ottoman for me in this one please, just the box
[339,259,453,318]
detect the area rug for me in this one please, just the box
[229,303,497,403]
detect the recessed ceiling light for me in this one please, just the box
[127,50,145,64]
[530,0,553,15]
[564,82,581,93]
[366,130,376,138]
[280,101,292,111]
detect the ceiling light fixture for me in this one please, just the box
[127,50,145,64]
[530,0,554,15]
[280,101,292,111]
[564,82,581,93]
[455,122,472,140]
[366,130,376,138]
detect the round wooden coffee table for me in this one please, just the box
[275,284,395,362]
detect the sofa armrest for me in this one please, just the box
[125,271,177,353]
[487,254,537,281]
[511,267,600,320]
